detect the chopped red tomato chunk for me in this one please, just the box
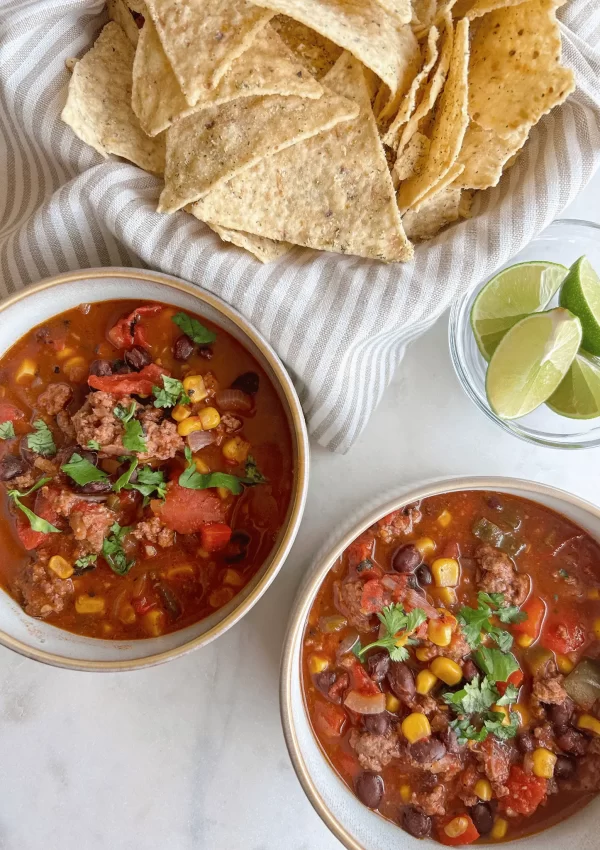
[542,613,586,654]
[0,402,25,424]
[512,596,545,639]
[107,304,163,350]
[152,482,226,534]
[88,363,168,396]
[199,523,232,552]
[502,765,547,816]
[314,700,346,738]
[497,668,524,695]
[360,578,385,613]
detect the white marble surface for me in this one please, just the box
[1,183,600,850]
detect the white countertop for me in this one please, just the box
[2,180,600,850]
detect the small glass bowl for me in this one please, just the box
[449,219,600,449]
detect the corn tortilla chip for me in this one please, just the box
[145,0,273,107]
[465,0,529,18]
[252,0,418,94]
[270,15,342,78]
[393,131,430,182]
[411,0,436,27]
[125,0,146,14]
[61,22,165,174]
[398,17,469,212]
[133,21,322,137]
[468,0,575,138]
[410,161,465,210]
[191,53,413,263]
[374,0,413,21]
[158,87,359,213]
[205,222,293,263]
[455,122,529,189]
[402,186,462,240]
[107,0,141,45]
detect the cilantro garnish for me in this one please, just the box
[244,455,268,485]
[473,645,520,684]
[87,440,101,450]
[102,522,134,576]
[61,453,108,487]
[444,675,499,716]
[179,446,244,494]
[114,403,147,453]
[114,458,167,501]
[356,603,427,663]
[0,421,16,440]
[458,592,525,652]
[74,553,98,573]
[172,312,216,345]
[152,375,190,409]
[27,419,56,457]
[7,477,60,534]
[445,673,520,745]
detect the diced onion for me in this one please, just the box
[337,630,360,658]
[344,690,386,715]
[215,389,253,414]
[187,430,217,452]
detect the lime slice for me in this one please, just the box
[547,351,600,419]
[471,261,567,360]
[559,256,600,355]
[486,308,582,420]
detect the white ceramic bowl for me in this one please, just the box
[280,476,599,849]
[0,268,309,671]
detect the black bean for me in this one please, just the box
[173,335,195,361]
[470,802,494,835]
[402,807,431,839]
[124,346,152,371]
[313,670,337,697]
[223,530,251,563]
[363,712,392,735]
[486,495,503,511]
[462,660,479,683]
[387,661,415,701]
[415,564,432,586]
[231,371,260,395]
[547,699,574,728]
[407,738,446,764]
[89,359,113,377]
[198,346,213,360]
[77,479,113,495]
[391,544,422,574]
[439,726,460,754]
[554,755,576,780]
[517,731,536,754]
[0,456,27,481]
[355,772,383,809]
[556,728,589,756]
[367,651,390,683]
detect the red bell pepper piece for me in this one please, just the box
[314,700,347,738]
[346,659,380,696]
[542,612,586,654]
[437,815,480,846]
[501,765,547,816]
[199,523,232,552]
[107,304,163,351]
[88,363,168,397]
[360,579,385,614]
[152,482,226,534]
[512,596,545,640]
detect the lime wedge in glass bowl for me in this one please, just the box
[559,256,600,355]
[547,351,600,419]
[470,261,567,360]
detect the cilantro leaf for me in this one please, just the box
[27,419,56,457]
[356,603,427,662]
[0,421,16,440]
[495,683,519,706]
[450,717,488,745]
[486,625,515,653]
[172,311,216,345]
[179,446,244,494]
[61,453,108,487]
[443,675,499,715]
[114,403,147,453]
[74,553,97,573]
[458,592,521,652]
[132,466,167,500]
[114,402,137,424]
[113,457,138,492]
[7,477,60,534]
[243,455,268,485]
[102,522,134,575]
[474,646,519,684]
[152,375,190,409]
[458,603,490,649]
[484,711,519,740]
[87,440,101,450]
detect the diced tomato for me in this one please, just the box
[199,523,232,552]
[512,596,545,639]
[442,541,461,559]
[14,488,59,550]
[152,482,227,534]
[542,612,586,655]
[313,700,347,738]
[346,658,380,696]
[497,668,524,695]
[437,815,480,846]
[132,596,156,615]
[347,532,375,571]
[501,765,547,816]
[0,402,25,424]
[360,579,385,614]
[88,363,168,397]
[107,304,163,351]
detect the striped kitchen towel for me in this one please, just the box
[1,0,600,453]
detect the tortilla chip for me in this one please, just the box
[270,14,342,78]
[411,161,465,209]
[395,11,454,154]
[397,17,469,212]
[465,0,529,18]
[413,0,458,37]
[468,0,575,138]
[374,0,413,21]
[252,0,418,95]
[205,222,293,262]
[133,21,322,137]
[158,86,359,213]
[61,23,165,174]
[107,0,141,45]
[191,53,413,263]
[124,0,146,13]
[393,131,430,182]
[145,0,273,106]
[459,189,474,218]
[455,122,529,189]
[411,0,437,26]
[381,25,439,142]
[402,186,462,239]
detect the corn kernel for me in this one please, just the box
[15,358,36,384]
[400,783,412,803]
[491,704,511,726]
[437,509,452,528]
[435,587,457,607]
[532,747,557,779]
[309,655,329,674]
[172,404,191,422]
[386,694,401,713]
[101,622,113,636]
[142,609,165,637]
[75,594,105,614]
[474,779,492,801]
[223,568,244,587]
[222,436,250,464]
[444,817,469,839]
[415,647,431,662]
[428,620,452,647]
[63,355,86,371]
[165,564,195,579]
[587,588,600,600]
[194,457,211,474]
[513,703,530,727]
[401,712,431,744]
[593,618,600,640]
[182,375,207,402]
[198,406,221,430]
[56,346,76,361]
[209,587,235,608]
[414,537,436,557]
[491,818,508,840]
[432,558,459,587]
[177,416,204,437]
[556,654,575,674]
[430,657,463,686]
[416,669,438,695]
[517,633,534,648]
[118,603,136,625]
[48,555,73,579]
[577,714,600,736]
[217,487,230,500]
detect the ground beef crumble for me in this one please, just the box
[475,543,529,606]
[132,516,175,548]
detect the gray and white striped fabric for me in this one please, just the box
[1,0,600,452]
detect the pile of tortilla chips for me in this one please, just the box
[61,0,575,264]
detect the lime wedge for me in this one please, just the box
[486,308,582,420]
[547,351,600,419]
[471,261,567,360]
[559,256,600,355]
